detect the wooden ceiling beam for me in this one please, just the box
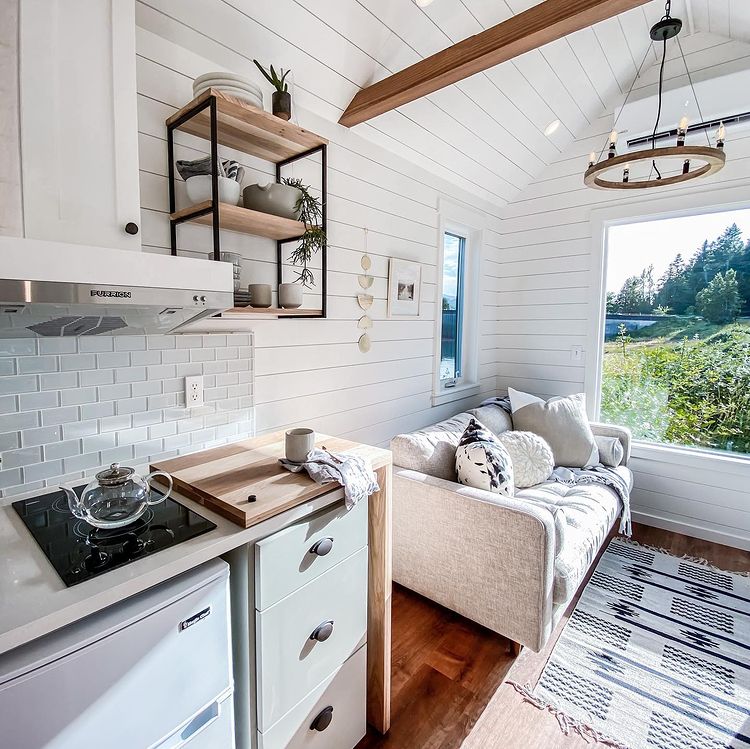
[339,0,650,127]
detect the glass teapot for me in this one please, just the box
[61,463,173,530]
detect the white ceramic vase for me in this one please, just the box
[278,283,303,309]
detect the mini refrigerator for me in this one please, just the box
[0,559,235,749]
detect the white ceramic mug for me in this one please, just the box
[285,428,315,463]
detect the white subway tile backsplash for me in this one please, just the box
[0,395,18,414]
[41,406,80,426]
[19,391,58,411]
[97,352,130,368]
[17,355,58,374]
[40,372,78,390]
[39,339,76,355]
[80,401,116,421]
[78,337,114,353]
[61,387,98,406]
[62,420,99,440]
[0,334,254,496]
[0,340,37,356]
[98,383,131,401]
[22,425,63,447]
[114,336,146,352]
[44,440,82,461]
[115,367,147,384]
[24,459,64,483]
[116,396,148,415]
[3,446,43,468]
[61,354,97,371]
[0,432,20,451]
[0,375,38,395]
[82,433,117,453]
[80,370,115,387]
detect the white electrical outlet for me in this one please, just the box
[185,375,204,407]
[571,345,584,363]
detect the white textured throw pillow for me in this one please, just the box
[455,418,514,497]
[496,431,554,489]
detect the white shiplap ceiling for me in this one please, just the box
[138,0,749,205]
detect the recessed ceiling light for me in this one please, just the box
[414,0,435,6]
[544,119,561,136]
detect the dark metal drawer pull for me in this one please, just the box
[310,706,334,732]
[309,537,334,556]
[310,620,334,642]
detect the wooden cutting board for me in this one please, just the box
[150,431,391,528]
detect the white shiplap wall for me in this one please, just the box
[494,32,750,550]
[134,18,505,449]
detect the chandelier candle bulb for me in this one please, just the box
[717,122,726,148]
[683,159,690,174]
[623,166,630,183]
[608,130,618,158]
[677,116,688,146]
[589,151,596,167]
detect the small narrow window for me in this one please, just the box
[440,232,466,383]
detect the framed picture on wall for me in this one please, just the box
[387,258,422,318]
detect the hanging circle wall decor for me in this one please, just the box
[356,227,374,353]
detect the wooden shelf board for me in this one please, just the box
[167,88,327,163]
[222,307,323,318]
[170,201,306,240]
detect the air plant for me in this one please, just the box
[282,178,326,288]
[253,60,290,93]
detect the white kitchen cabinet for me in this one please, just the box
[225,491,369,749]
[19,0,141,250]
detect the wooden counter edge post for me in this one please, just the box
[367,462,392,733]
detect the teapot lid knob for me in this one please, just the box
[96,462,135,486]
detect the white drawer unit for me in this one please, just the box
[255,546,368,731]
[257,646,367,749]
[255,495,368,611]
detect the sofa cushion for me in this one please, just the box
[509,388,597,468]
[497,431,554,489]
[391,412,471,480]
[515,466,632,604]
[455,419,514,497]
[466,405,513,436]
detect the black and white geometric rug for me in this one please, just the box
[512,538,750,749]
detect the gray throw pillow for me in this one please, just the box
[508,388,597,468]
[595,435,624,467]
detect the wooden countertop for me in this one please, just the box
[153,431,393,735]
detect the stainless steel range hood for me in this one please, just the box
[0,238,234,337]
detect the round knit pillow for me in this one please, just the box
[496,431,554,489]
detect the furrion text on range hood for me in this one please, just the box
[0,237,234,338]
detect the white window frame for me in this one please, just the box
[586,182,750,468]
[432,197,485,407]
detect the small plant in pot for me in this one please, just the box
[253,59,291,120]
[282,178,325,290]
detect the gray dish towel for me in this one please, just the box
[279,448,379,510]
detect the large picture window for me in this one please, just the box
[601,207,750,455]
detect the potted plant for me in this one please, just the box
[282,178,325,289]
[253,59,291,120]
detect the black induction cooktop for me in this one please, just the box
[12,487,216,587]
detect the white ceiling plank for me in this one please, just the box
[566,28,623,112]
[728,0,750,43]
[709,0,731,38]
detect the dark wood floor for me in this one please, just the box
[357,523,750,749]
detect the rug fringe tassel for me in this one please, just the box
[507,681,631,748]
[614,536,750,577]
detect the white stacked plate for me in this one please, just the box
[193,71,264,109]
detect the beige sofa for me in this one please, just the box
[390,404,632,652]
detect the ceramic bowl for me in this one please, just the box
[243,183,302,219]
[185,175,240,206]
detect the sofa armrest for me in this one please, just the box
[392,468,557,651]
[590,422,632,466]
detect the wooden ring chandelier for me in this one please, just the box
[584,0,727,191]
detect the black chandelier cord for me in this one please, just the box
[649,35,668,180]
